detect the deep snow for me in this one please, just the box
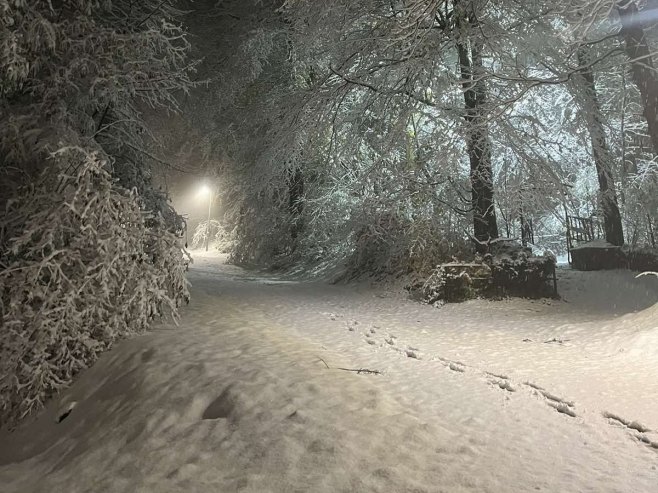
[1,252,657,492]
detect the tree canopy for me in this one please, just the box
[198,0,658,271]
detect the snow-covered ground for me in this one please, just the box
[1,251,657,492]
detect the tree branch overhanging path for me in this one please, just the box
[206,0,658,265]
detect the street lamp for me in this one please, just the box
[198,184,212,252]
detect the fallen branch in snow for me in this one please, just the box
[338,368,382,375]
[317,357,382,375]
[544,338,571,344]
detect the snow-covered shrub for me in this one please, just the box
[0,149,190,428]
[345,214,407,279]
[0,0,194,429]
[344,214,471,280]
[228,200,295,266]
[192,220,233,252]
[406,219,472,277]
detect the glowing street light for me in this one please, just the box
[198,183,212,252]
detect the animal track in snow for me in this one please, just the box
[603,411,658,450]
[352,319,654,453]
[403,348,421,359]
[321,311,342,321]
[548,402,577,418]
[524,382,576,417]
[493,380,516,392]
[484,372,515,392]
[485,371,509,380]
[603,412,651,433]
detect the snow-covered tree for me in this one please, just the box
[189,0,657,272]
[0,0,194,427]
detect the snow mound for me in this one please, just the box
[622,303,658,358]
[0,299,469,493]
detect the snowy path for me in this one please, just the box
[1,253,657,492]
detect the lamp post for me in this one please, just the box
[199,184,212,252]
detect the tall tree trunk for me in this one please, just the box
[576,47,625,246]
[455,3,499,250]
[288,167,304,240]
[617,0,658,156]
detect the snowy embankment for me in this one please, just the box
[0,253,657,492]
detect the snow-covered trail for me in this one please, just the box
[1,253,657,493]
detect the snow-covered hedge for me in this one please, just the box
[0,150,190,428]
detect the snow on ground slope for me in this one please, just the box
[0,252,657,492]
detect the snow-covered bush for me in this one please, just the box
[344,214,471,280]
[0,149,190,428]
[0,0,193,428]
[192,220,233,252]
[345,214,408,279]
[228,199,295,266]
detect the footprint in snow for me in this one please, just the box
[56,401,77,423]
[524,382,576,418]
[202,385,237,421]
[603,411,658,449]
[603,411,651,432]
[483,372,515,392]
[548,402,577,417]
[406,349,421,359]
[495,380,516,392]
[485,371,510,380]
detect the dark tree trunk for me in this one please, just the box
[288,167,304,240]
[455,15,499,250]
[648,214,656,248]
[617,0,658,156]
[576,47,625,246]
